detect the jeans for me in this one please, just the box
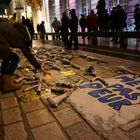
[1,51,19,75]
[69,32,78,49]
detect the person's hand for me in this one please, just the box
[34,68,51,80]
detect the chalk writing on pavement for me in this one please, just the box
[80,75,140,111]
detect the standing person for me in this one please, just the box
[102,10,109,31]
[0,19,41,92]
[24,18,35,47]
[114,5,127,43]
[109,7,117,33]
[96,0,106,31]
[40,21,45,43]
[86,10,98,44]
[134,4,140,31]
[36,24,41,39]
[69,9,78,50]
[37,24,41,33]
[61,12,69,48]
[86,10,98,33]
[52,17,61,41]
[79,14,87,44]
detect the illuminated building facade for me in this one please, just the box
[1,0,139,32]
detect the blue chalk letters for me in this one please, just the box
[80,75,140,111]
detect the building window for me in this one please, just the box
[110,0,117,7]
[119,0,128,12]
[110,0,128,11]
[81,0,91,16]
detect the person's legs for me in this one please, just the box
[68,33,73,49]
[73,33,78,49]
[82,28,85,44]
[63,35,69,48]
[41,33,45,43]
[1,51,21,92]
[1,51,19,75]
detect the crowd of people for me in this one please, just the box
[0,3,140,92]
[36,4,140,49]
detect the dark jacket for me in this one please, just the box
[79,17,86,28]
[69,15,78,33]
[134,8,140,24]
[0,20,41,69]
[61,15,69,35]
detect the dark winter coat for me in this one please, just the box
[134,8,140,25]
[79,17,87,28]
[69,15,78,33]
[0,20,41,69]
[61,16,69,35]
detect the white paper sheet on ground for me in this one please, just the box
[69,74,140,131]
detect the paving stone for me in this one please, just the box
[120,120,140,132]
[21,100,45,113]
[105,128,131,140]
[2,107,22,125]
[0,126,4,137]
[0,92,14,99]
[26,108,54,128]
[66,122,102,140]
[4,122,28,140]
[53,107,81,128]
[0,136,4,140]
[129,127,140,140]
[48,101,70,112]
[1,97,18,110]
[15,85,29,96]
[32,122,67,140]
[0,111,3,126]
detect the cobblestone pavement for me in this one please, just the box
[0,40,140,140]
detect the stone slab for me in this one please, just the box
[128,126,140,140]
[32,122,67,140]
[53,107,81,128]
[21,100,45,113]
[0,92,14,99]
[105,128,131,140]
[0,126,4,137]
[2,107,22,125]
[26,108,54,128]
[0,111,3,126]
[4,122,27,140]
[1,97,18,110]
[66,122,102,140]
[48,101,70,112]
[120,120,140,131]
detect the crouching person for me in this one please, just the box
[0,19,41,92]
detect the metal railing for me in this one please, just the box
[34,31,140,48]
